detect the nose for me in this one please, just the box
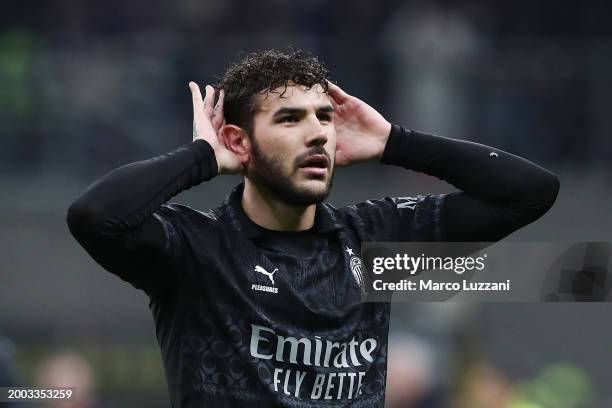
[304,116,328,147]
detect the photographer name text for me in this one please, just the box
[373,279,511,292]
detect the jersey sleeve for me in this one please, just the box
[69,208,182,296]
[348,194,446,242]
[379,125,559,243]
[66,140,218,297]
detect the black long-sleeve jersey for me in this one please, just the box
[66,125,559,407]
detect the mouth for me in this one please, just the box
[299,154,329,169]
[298,154,329,177]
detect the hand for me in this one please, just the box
[189,82,241,174]
[328,81,392,166]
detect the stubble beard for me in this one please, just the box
[248,136,334,206]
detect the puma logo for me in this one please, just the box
[255,265,278,285]
[396,197,417,210]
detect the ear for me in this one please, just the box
[219,124,251,166]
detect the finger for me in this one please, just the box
[203,85,215,116]
[328,92,343,115]
[214,89,225,116]
[214,89,225,115]
[327,80,350,103]
[211,90,225,129]
[189,81,204,116]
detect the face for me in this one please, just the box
[246,83,336,206]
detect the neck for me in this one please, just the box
[242,180,316,231]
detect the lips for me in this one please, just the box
[299,154,329,169]
[298,154,329,178]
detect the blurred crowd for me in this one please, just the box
[2,0,612,178]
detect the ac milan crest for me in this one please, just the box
[345,246,366,293]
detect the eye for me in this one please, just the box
[278,116,299,123]
[317,113,333,122]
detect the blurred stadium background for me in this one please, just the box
[1,1,612,407]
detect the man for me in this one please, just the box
[67,50,559,407]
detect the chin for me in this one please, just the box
[289,179,332,205]
[250,167,333,206]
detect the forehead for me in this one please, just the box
[255,83,331,113]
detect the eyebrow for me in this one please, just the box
[272,105,334,117]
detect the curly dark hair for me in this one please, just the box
[216,49,330,135]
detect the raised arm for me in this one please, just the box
[381,125,559,241]
[66,84,240,295]
[328,81,559,242]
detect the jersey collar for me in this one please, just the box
[224,183,343,239]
